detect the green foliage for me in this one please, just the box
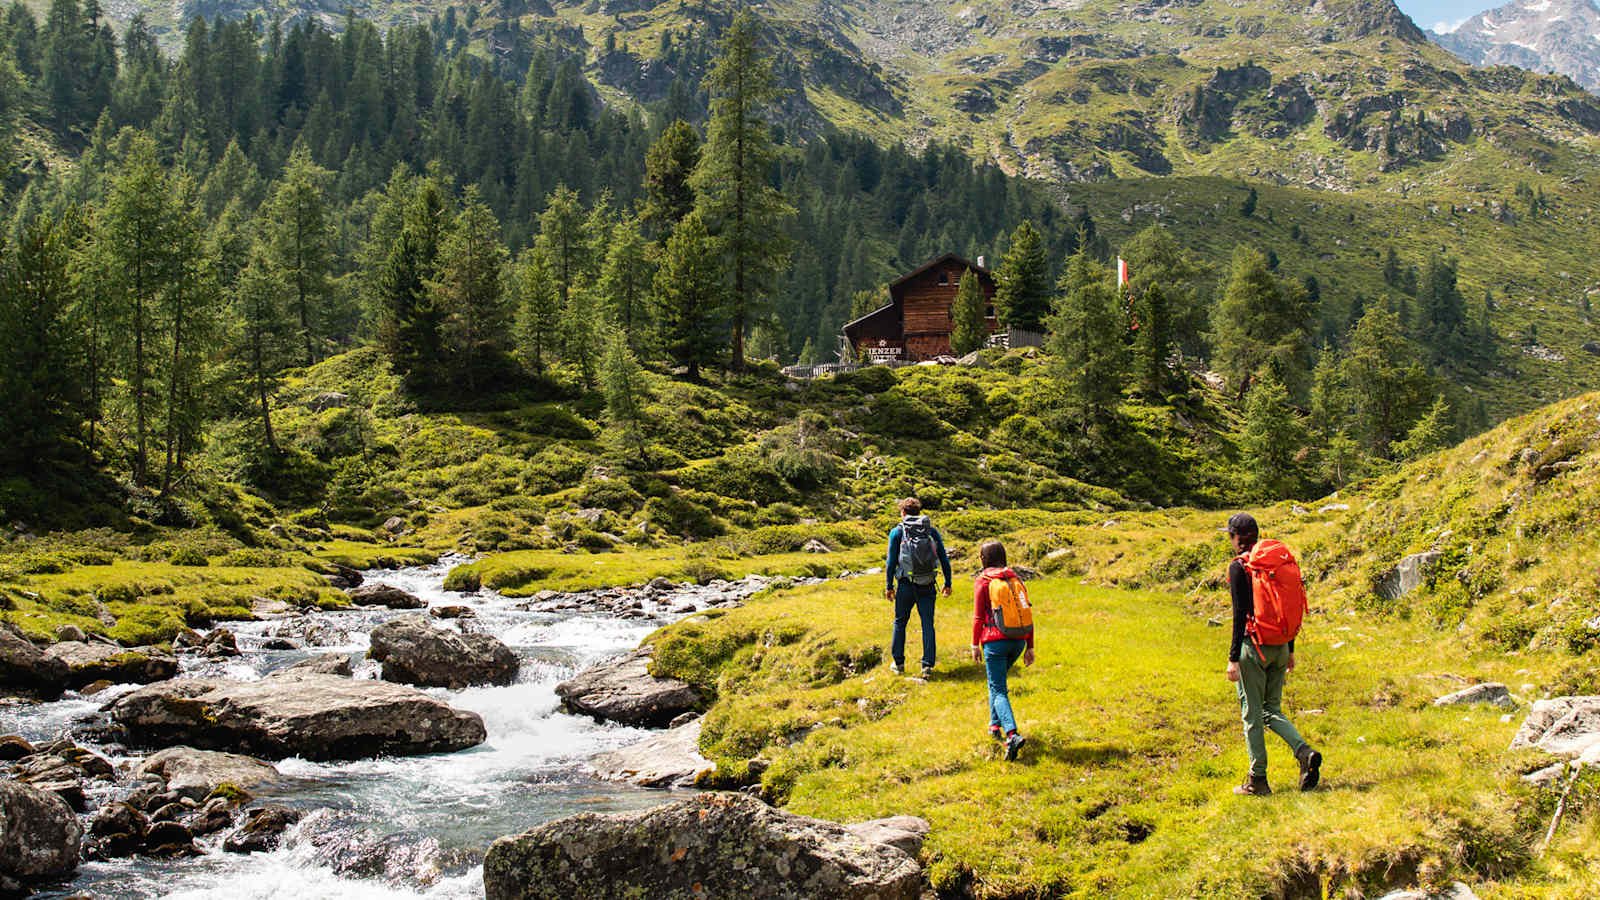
[1239,371,1308,500]
[642,119,700,242]
[994,220,1051,332]
[653,211,726,380]
[1210,245,1316,399]
[1048,246,1127,431]
[949,268,987,356]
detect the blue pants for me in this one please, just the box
[892,579,937,669]
[984,638,1026,734]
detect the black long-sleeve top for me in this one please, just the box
[1228,559,1293,663]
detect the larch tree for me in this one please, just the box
[600,329,649,461]
[0,214,86,468]
[263,146,333,367]
[232,242,292,455]
[513,249,560,373]
[157,175,220,494]
[1239,371,1308,501]
[949,268,988,356]
[598,214,656,353]
[692,10,793,372]
[1210,245,1315,399]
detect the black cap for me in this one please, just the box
[1227,513,1259,539]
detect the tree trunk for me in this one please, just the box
[161,276,185,495]
[254,327,277,454]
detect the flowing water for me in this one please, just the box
[0,559,726,899]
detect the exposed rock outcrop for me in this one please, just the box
[0,626,69,697]
[284,652,355,676]
[1433,683,1516,709]
[0,777,83,890]
[482,792,923,900]
[555,647,699,727]
[367,616,518,689]
[133,747,282,800]
[588,717,712,788]
[1376,551,1443,601]
[44,641,179,687]
[107,671,487,761]
[347,583,426,609]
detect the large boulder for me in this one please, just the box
[133,747,282,801]
[555,648,700,727]
[223,806,303,854]
[106,671,487,761]
[1376,551,1443,601]
[348,583,426,610]
[367,616,518,689]
[588,718,713,788]
[0,778,83,889]
[0,627,69,697]
[44,641,179,687]
[1510,696,1600,758]
[284,653,354,677]
[483,792,922,900]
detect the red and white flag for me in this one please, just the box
[1116,257,1129,287]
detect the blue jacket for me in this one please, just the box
[886,520,952,592]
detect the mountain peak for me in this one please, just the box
[1434,0,1600,89]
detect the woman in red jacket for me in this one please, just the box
[970,539,1035,761]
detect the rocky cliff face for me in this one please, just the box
[1434,0,1600,91]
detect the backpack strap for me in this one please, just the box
[1235,551,1268,663]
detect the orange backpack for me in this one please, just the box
[1237,539,1307,651]
[985,570,1034,640]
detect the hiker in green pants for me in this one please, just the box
[1225,513,1322,796]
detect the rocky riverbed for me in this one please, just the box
[0,559,803,899]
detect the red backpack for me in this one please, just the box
[1237,539,1307,651]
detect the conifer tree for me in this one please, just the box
[232,242,291,455]
[1048,244,1126,431]
[993,220,1050,332]
[97,133,173,484]
[1121,224,1209,355]
[562,284,601,388]
[535,184,587,310]
[1239,371,1307,500]
[692,10,793,371]
[797,337,820,366]
[157,176,220,494]
[40,0,89,130]
[1390,395,1452,461]
[600,329,648,460]
[432,186,509,391]
[950,268,987,356]
[0,215,85,468]
[263,147,333,366]
[642,119,700,242]
[378,178,448,391]
[653,211,724,381]
[1210,246,1316,399]
[1131,282,1176,397]
[1343,306,1434,457]
[513,249,560,373]
[599,214,655,352]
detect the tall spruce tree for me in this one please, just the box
[513,249,560,373]
[692,10,793,371]
[950,268,987,356]
[598,214,655,353]
[0,215,86,468]
[993,220,1050,332]
[1343,306,1434,458]
[157,176,220,494]
[378,178,448,391]
[263,147,333,366]
[232,242,291,455]
[642,119,700,242]
[432,186,509,391]
[653,211,724,381]
[1048,244,1127,431]
[1121,224,1209,356]
[1131,282,1176,398]
[600,329,648,460]
[1239,371,1307,500]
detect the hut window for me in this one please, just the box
[985,305,995,318]
[937,271,949,285]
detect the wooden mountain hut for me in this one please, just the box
[841,254,999,363]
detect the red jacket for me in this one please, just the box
[973,567,1034,648]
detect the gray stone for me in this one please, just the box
[555,648,700,727]
[308,391,349,412]
[0,736,35,762]
[483,793,921,900]
[588,718,713,788]
[802,539,832,553]
[133,747,282,801]
[429,605,476,619]
[368,616,518,689]
[106,671,487,761]
[284,653,354,677]
[842,816,930,857]
[1432,683,1516,710]
[0,777,83,886]
[1510,696,1600,758]
[86,801,149,859]
[52,625,87,643]
[0,625,69,696]
[381,516,406,534]
[1376,551,1444,601]
[1376,882,1481,900]
[45,641,179,687]
[347,583,426,610]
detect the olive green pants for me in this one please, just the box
[1237,641,1307,778]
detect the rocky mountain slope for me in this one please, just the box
[1434,0,1600,91]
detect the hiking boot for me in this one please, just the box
[1296,744,1323,792]
[1233,775,1271,796]
[890,662,904,675]
[988,726,1004,742]
[1004,732,1027,762]
[920,664,934,679]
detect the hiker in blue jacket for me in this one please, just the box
[884,497,952,677]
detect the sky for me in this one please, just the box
[1396,0,1495,33]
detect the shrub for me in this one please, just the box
[645,493,724,540]
[522,445,595,495]
[168,548,209,567]
[867,391,948,438]
[517,405,596,440]
[579,479,646,513]
[832,365,897,395]
[679,558,732,584]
